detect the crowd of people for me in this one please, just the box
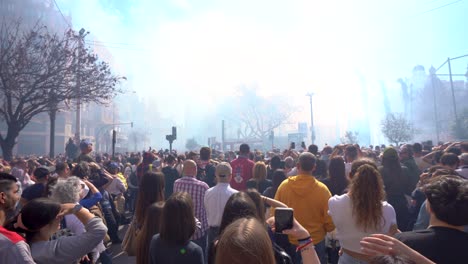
[0,139,467,264]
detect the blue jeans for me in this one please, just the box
[193,233,208,264]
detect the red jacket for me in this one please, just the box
[230,156,255,191]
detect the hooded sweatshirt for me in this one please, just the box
[274,174,335,245]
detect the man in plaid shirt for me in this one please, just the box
[173,159,209,257]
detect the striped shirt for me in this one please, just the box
[174,176,209,240]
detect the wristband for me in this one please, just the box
[297,236,311,243]
[296,240,314,252]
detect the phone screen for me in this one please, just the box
[290,142,296,149]
[275,208,294,233]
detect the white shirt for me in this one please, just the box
[105,177,125,195]
[328,194,396,253]
[204,183,238,227]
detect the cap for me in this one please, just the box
[108,162,119,170]
[80,139,92,150]
[33,167,50,179]
[216,162,232,177]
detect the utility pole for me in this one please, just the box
[306,93,315,144]
[429,66,440,144]
[447,57,460,131]
[75,28,87,143]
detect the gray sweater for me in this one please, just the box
[31,217,107,264]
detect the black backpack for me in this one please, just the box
[128,167,138,190]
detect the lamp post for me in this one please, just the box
[306,93,315,144]
[434,54,468,140]
[74,28,88,143]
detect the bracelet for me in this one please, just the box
[296,240,314,252]
[297,236,311,243]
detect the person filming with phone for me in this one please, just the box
[274,152,335,263]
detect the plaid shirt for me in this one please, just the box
[174,176,209,240]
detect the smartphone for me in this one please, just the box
[301,141,306,149]
[275,208,294,233]
[290,142,296,149]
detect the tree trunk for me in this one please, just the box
[49,110,57,158]
[0,124,20,161]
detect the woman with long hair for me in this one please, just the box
[263,169,287,199]
[379,147,412,231]
[216,217,320,264]
[149,192,203,264]
[123,172,164,256]
[246,161,271,193]
[322,156,348,196]
[328,164,397,263]
[136,202,164,264]
[11,198,107,264]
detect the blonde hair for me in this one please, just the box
[215,218,275,264]
[252,161,267,181]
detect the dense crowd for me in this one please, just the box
[0,139,467,264]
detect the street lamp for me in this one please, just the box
[306,93,315,144]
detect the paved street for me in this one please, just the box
[110,224,136,264]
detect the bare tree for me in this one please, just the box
[340,131,359,144]
[234,86,294,141]
[381,113,413,146]
[0,21,124,160]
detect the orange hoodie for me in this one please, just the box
[274,174,335,245]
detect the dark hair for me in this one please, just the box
[440,153,459,167]
[245,189,265,223]
[160,192,196,245]
[219,192,258,235]
[135,172,165,225]
[298,152,316,172]
[271,169,286,192]
[349,159,378,180]
[424,176,468,226]
[328,156,349,195]
[18,198,61,243]
[270,156,281,170]
[445,147,462,156]
[165,154,176,164]
[33,167,50,179]
[71,162,90,179]
[345,145,358,161]
[308,144,318,155]
[55,162,68,174]
[0,173,17,193]
[412,143,422,154]
[239,144,250,154]
[200,147,211,161]
[433,150,443,164]
[369,255,416,264]
[136,202,165,264]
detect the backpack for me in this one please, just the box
[197,162,216,187]
[128,167,138,190]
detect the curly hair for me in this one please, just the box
[349,164,386,232]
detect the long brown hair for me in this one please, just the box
[135,172,165,225]
[349,164,386,232]
[136,202,164,264]
[215,218,275,264]
[160,192,196,245]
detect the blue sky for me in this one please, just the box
[57,0,468,145]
